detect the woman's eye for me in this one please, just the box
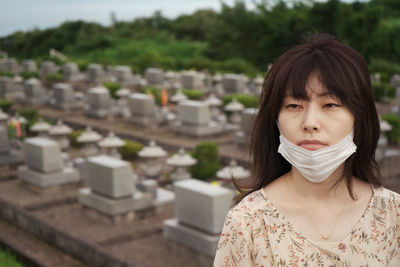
[324,103,340,108]
[287,104,301,109]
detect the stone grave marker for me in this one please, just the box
[223,74,245,93]
[174,100,222,136]
[164,179,235,256]
[18,137,79,188]
[84,86,112,118]
[145,68,164,86]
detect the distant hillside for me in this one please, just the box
[1,0,400,75]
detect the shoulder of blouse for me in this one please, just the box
[230,188,272,218]
[373,186,400,206]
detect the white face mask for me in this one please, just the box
[277,131,357,183]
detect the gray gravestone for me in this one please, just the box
[163,179,235,256]
[84,86,112,118]
[223,74,245,93]
[78,155,152,216]
[174,100,222,136]
[40,61,58,77]
[87,64,105,83]
[145,68,164,86]
[180,71,204,89]
[62,62,80,81]
[127,93,157,126]
[86,155,135,198]
[22,60,37,72]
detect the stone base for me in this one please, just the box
[25,98,47,107]
[78,188,153,216]
[53,101,83,111]
[21,180,82,195]
[153,187,175,208]
[0,151,25,167]
[18,166,80,187]
[127,115,155,127]
[84,108,111,119]
[163,218,219,257]
[174,122,222,137]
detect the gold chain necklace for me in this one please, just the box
[285,176,347,240]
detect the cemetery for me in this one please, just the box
[0,55,399,266]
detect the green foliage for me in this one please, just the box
[45,73,62,88]
[17,108,39,133]
[223,94,259,108]
[102,82,121,99]
[0,72,14,77]
[17,109,38,122]
[189,142,221,180]
[140,86,161,105]
[0,248,25,267]
[75,59,88,72]
[118,140,144,160]
[69,130,84,148]
[0,99,13,112]
[372,82,395,102]
[181,89,205,100]
[381,113,400,144]
[369,59,400,79]
[20,71,39,80]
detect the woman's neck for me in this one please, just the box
[287,165,351,201]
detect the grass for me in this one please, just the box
[0,248,25,267]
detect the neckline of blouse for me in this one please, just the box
[259,183,377,247]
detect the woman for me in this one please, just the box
[214,33,400,266]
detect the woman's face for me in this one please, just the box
[277,76,354,151]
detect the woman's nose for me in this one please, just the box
[302,108,320,132]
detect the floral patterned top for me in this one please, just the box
[214,186,400,267]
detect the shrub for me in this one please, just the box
[181,89,205,100]
[223,94,259,108]
[102,81,121,99]
[20,71,39,80]
[0,99,13,112]
[69,130,85,148]
[17,108,39,133]
[118,140,144,160]
[372,82,395,102]
[189,142,221,180]
[140,86,161,105]
[45,73,63,88]
[0,72,14,77]
[382,113,400,144]
[76,60,89,72]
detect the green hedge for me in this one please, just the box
[0,72,14,77]
[20,71,39,80]
[118,140,144,160]
[223,94,259,108]
[181,89,205,100]
[382,113,400,144]
[102,82,121,99]
[140,86,161,106]
[372,82,395,102]
[0,248,25,267]
[189,142,220,180]
[69,130,85,148]
[45,73,63,87]
[17,109,39,134]
[0,99,13,112]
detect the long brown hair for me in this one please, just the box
[236,33,382,204]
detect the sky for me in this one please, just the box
[0,0,365,37]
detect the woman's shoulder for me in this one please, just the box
[373,186,400,206]
[230,188,272,217]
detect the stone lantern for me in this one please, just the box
[30,118,51,137]
[376,119,392,162]
[216,159,250,188]
[138,140,168,180]
[77,126,102,157]
[253,76,264,95]
[115,88,131,117]
[48,120,72,151]
[212,73,224,96]
[224,98,244,124]
[166,148,197,181]
[170,89,188,104]
[0,109,8,128]
[98,131,125,158]
[205,93,223,118]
